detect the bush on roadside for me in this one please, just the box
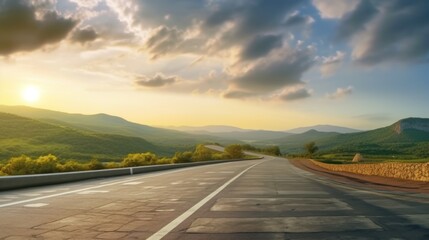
[122,152,158,167]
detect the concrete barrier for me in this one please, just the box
[311,160,429,182]
[0,158,262,191]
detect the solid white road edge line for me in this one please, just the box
[146,160,267,240]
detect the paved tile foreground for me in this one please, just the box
[1,154,428,239]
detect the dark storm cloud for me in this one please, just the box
[0,0,77,55]
[232,50,315,93]
[240,34,283,61]
[279,88,311,101]
[336,0,378,40]
[71,28,98,44]
[135,74,177,87]
[337,0,429,65]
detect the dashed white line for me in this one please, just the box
[24,203,48,208]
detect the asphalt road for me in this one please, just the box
[1,150,428,239]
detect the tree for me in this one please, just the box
[225,144,244,159]
[304,141,319,157]
[192,144,212,161]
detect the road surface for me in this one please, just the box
[1,151,428,239]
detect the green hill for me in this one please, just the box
[0,112,168,161]
[259,118,429,159]
[0,105,232,149]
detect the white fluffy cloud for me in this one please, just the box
[320,51,345,77]
[312,0,359,19]
[327,86,353,99]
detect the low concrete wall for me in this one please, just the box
[311,160,429,182]
[0,158,261,191]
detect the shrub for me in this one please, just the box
[2,155,35,175]
[59,160,86,172]
[35,154,60,174]
[173,151,193,163]
[225,144,244,159]
[86,159,104,170]
[192,144,212,161]
[122,152,158,167]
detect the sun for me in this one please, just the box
[21,86,40,104]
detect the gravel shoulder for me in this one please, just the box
[289,158,429,194]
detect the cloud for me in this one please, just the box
[327,86,353,99]
[240,34,283,61]
[312,0,359,19]
[144,26,202,59]
[336,0,378,41]
[0,0,77,55]
[278,87,311,101]
[284,13,315,27]
[231,47,315,93]
[320,51,345,77]
[69,0,101,9]
[135,73,177,87]
[71,28,99,44]
[223,90,258,100]
[337,1,429,65]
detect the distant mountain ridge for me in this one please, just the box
[0,112,166,160]
[285,125,361,134]
[393,118,429,134]
[168,125,250,133]
[258,118,429,158]
[0,105,231,149]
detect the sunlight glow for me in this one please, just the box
[21,86,40,104]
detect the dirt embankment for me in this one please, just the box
[290,159,429,194]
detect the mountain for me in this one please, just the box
[0,105,232,149]
[286,124,361,134]
[258,130,341,153]
[167,125,249,133]
[0,112,167,161]
[267,118,429,158]
[198,130,292,143]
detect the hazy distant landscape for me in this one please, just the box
[1,105,428,166]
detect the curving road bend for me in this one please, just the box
[0,148,428,239]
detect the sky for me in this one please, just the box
[0,0,428,131]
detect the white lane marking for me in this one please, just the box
[77,190,109,195]
[147,160,267,240]
[24,203,48,208]
[0,161,254,208]
[156,209,175,212]
[171,181,183,185]
[122,181,143,185]
[144,186,166,189]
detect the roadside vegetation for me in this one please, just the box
[0,144,248,176]
[286,141,429,165]
[0,144,247,176]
